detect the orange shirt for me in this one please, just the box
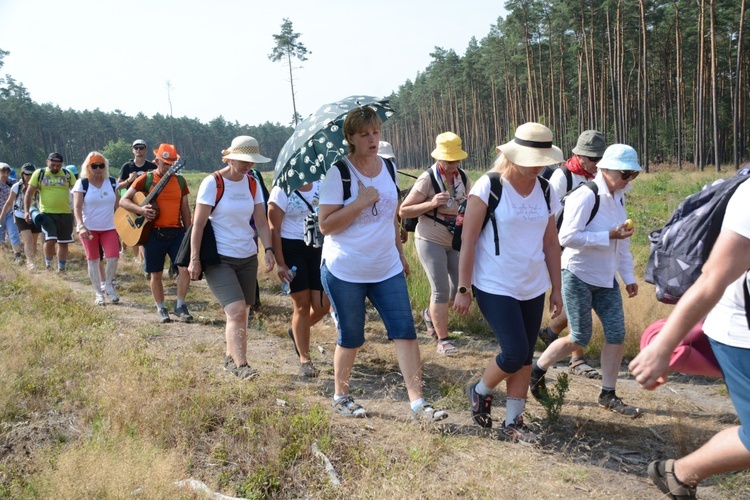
[132,172,189,228]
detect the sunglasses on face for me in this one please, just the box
[90,163,106,169]
[621,170,639,180]
[586,156,603,163]
[133,146,146,151]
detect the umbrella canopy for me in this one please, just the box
[273,95,395,194]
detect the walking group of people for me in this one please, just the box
[4,113,747,498]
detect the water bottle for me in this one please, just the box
[281,266,297,295]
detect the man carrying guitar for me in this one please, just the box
[120,143,193,324]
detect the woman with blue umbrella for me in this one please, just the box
[318,106,448,422]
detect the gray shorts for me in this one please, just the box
[204,254,259,308]
[562,269,626,346]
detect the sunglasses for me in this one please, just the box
[586,156,603,163]
[621,170,640,180]
[90,163,106,169]
[133,146,146,151]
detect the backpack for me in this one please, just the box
[81,177,117,197]
[555,180,601,232]
[451,173,551,254]
[401,167,468,233]
[334,157,399,201]
[540,164,573,193]
[37,167,73,188]
[645,173,750,306]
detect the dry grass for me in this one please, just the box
[0,167,748,499]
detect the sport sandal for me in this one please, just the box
[568,356,600,378]
[648,459,697,499]
[333,395,366,418]
[436,339,458,356]
[598,393,642,418]
[538,326,559,348]
[422,308,437,339]
[412,404,448,422]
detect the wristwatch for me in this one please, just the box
[265,247,275,254]
[458,285,469,295]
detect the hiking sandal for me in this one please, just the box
[648,459,697,499]
[568,357,600,379]
[422,308,437,339]
[436,339,458,356]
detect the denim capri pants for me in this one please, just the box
[708,337,750,451]
[562,269,626,346]
[321,261,416,349]
[474,287,545,374]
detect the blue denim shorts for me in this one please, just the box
[144,227,186,273]
[562,269,626,346]
[708,337,750,451]
[321,261,416,348]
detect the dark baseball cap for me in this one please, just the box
[21,162,36,174]
[47,152,64,162]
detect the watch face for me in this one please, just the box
[458,286,468,294]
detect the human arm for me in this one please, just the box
[394,211,410,277]
[267,201,290,282]
[119,176,157,220]
[0,188,15,223]
[453,195,486,315]
[253,202,275,273]
[72,190,92,240]
[23,184,37,223]
[629,228,750,389]
[398,174,450,219]
[542,215,563,318]
[180,194,191,228]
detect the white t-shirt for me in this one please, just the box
[196,173,264,258]
[268,181,321,241]
[470,174,561,300]
[11,181,26,218]
[703,178,750,347]
[71,178,117,231]
[319,158,401,283]
[558,172,636,287]
[549,166,590,201]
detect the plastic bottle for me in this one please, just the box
[281,266,297,295]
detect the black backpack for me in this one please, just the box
[540,164,573,193]
[81,177,117,196]
[555,180,601,232]
[334,157,398,201]
[645,173,750,311]
[401,167,467,233]
[452,173,551,254]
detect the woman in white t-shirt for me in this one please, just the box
[0,163,41,269]
[318,106,447,422]
[454,122,563,444]
[187,136,276,380]
[72,152,120,305]
[268,180,330,377]
[631,176,750,499]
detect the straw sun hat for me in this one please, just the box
[496,123,564,167]
[222,136,271,164]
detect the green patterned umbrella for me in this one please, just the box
[273,95,395,194]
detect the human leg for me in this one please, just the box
[415,239,454,342]
[393,339,423,401]
[290,290,314,362]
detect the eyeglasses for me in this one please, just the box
[133,146,146,151]
[90,163,106,169]
[621,170,640,180]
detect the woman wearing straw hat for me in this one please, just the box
[455,122,563,443]
[72,152,121,305]
[530,144,642,418]
[400,132,471,356]
[188,136,276,380]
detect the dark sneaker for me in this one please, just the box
[501,416,538,445]
[173,304,193,323]
[288,327,300,357]
[422,308,437,339]
[467,381,493,428]
[299,361,318,378]
[529,367,548,402]
[648,459,697,499]
[223,355,237,372]
[333,395,366,418]
[598,393,642,418]
[538,326,558,349]
[232,363,259,380]
[157,307,172,323]
[411,404,448,423]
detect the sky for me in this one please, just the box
[0,0,506,127]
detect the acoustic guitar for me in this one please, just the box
[114,158,186,246]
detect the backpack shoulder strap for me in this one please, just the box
[561,165,573,193]
[176,174,186,192]
[458,168,468,187]
[247,173,257,199]
[144,172,153,192]
[486,172,504,255]
[334,159,352,201]
[538,176,552,211]
[81,178,89,196]
[294,190,316,212]
[427,168,442,194]
[109,176,117,192]
[584,180,600,225]
[382,157,399,198]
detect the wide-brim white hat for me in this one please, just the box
[596,144,642,171]
[496,122,564,167]
[222,135,271,164]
